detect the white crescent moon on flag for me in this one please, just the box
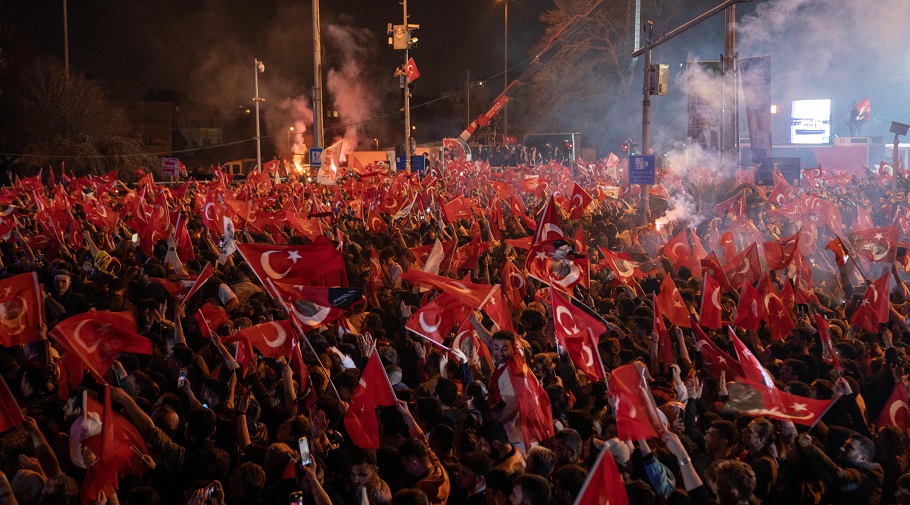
[203,202,216,222]
[571,193,584,210]
[509,272,525,289]
[580,341,595,367]
[873,241,890,261]
[419,312,442,334]
[555,305,574,333]
[711,289,721,310]
[73,319,101,354]
[262,322,287,348]
[890,401,910,425]
[750,299,759,317]
[542,223,562,240]
[293,304,332,326]
[671,243,688,258]
[615,259,635,278]
[737,257,751,276]
[261,251,293,279]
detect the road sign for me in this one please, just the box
[629,155,655,185]
[161,157,180,176]
[395,156,407,171]
[309,148,323,166]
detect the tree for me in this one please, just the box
[0,51,158,182]
[511,0,683,152]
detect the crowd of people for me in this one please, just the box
[0,153,907,505]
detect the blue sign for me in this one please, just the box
[309,148,323,166]
[629,155,656,185]
[395,156,407,171]
[411,154,426,174]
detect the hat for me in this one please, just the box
[94,250,121,276]
[603,438,631,466]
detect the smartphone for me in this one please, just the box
[177,368,187,388]
[206,485,215,498]
[297,437,312,467]
[131,233,139,243]
[288,492,305,505]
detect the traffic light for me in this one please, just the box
[388,23,420,50]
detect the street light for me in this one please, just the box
[374,138,379,150]
[500,0,512,143]
[253,59,265,172]
[288,127,295,153]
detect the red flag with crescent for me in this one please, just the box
[404,57,420,82]
[405,293,471,345]
[550,290,606,380]
[846,226,899,263]
[725,376,833,426]
[815,314,842,371]
[655,275,691,328]
[699,274,723,329]
[729,327,776,388]
[237,236,346,294]
[402,270,496,309]
[724,242,761,288]
[690,320,744,381]
[568,182,593,219]
[223,319,295,359]
[0,272,44,347]
[608,363,663,441]
[733,281,761,332]
[49,311,152,385]
[849,272,890,332]
[533,195,564,244]
[525,239,589,293]
[500,259,527,309]
[269,283,360,333]
[481,286,514,333]
[193,303,231,338]
[876,381,910,432]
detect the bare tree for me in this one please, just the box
[2,55,158,182]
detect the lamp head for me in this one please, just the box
[890,121,909,136]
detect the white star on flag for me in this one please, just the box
[287,250,302,263]
[790,402,808,412]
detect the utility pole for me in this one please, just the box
[312,0,324,148]
[466,69,471,126]
[253,59,265,173]
[722,4,739,161]
[403,0,411,172]
[63,0,69,77]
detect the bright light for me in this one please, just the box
[770,104,780,114]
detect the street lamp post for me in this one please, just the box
[288,127,295,153]
[374,138,379,151]
[253,59,265,172]
[502,0,510,143]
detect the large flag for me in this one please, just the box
[500,259,527,309]
[402,270,496,309]
[876,381,910,432]
[533,195,563,244]
[655,275,691,328]
[733,281,761,331]
[49,311,152,384]
[238,236,346,294]
[690,320,744,381]
[223,319,295,359]
[83,390,149,478]
[661,228,691,271]
[571,443,629,505]
[179,262,214,306]
[0,272,44,346]
[525,238,589,293]
[568,182,593,219]
[81,386,129,503]
[846,226,899,263]
[504,356,554,447]
[405,293,471,345]
[597,247,649,280]
[551,290,606,380]
[481,286,514,333]
[344,349,397,448]
[608,363,663,441]
[193,303,231,338]
[724,243,761,288]
[726,376,833,426]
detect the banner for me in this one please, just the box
[687,61,723,151]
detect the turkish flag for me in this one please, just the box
[81,386,132,503]
[525,238,589,293]
[506,356,554,447]
[764,231,800,270]
[855,204,875,232]
[238,236,346,293]
[724,243,761,288]
[270,282,360,332]
[847,226,899,263]
[551,290,605,380]
[500,259,527,309]
[876,381,910,432]
[49,311,152,385]
[173,213,195,262]
[729,327,776,388]
[0,369,24,432]
[402,270,496,309]
[366,210,388,233]
[719,231,736,264]
[652,295,674,369]
[405,293,471,345]
[404,57,420,82]
[442,196,473,223]
[763,291,795,342]
[0,272,44,346]
[533,195,564,244]
[193,303,231,338]
[573,443,630,505]
[83,391,149,478]
[568,182,593,219]
[779,279,796,313]
[699,274,723,329]
[733,281,761,332]
[849,272,890,332]
[344,349,397,449]
[815,315,842,371]
[290,333,318,410]
[410,239,456,272]
[690,320,744,381]
[608,363,664,441]
[482,286,514,333]
[727,376,834,427]
[223,319,295,359]
[767,181,790,207]
[450,232,491,274]
[180,262,215,306]
[655,275,691,328]
[597,247,648,280]
[661,228,691,270]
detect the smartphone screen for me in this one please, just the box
[288,492,305,505]
[297,437,312,467]
[178,368,187,388]
[131,233,139,243]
